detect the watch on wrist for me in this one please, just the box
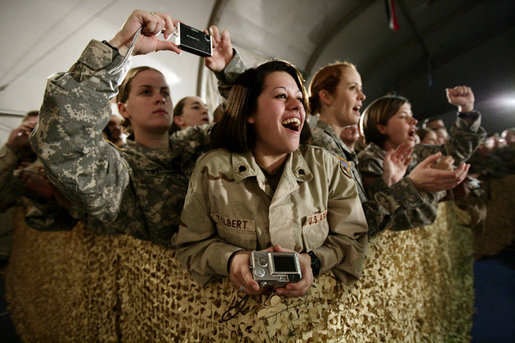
[307,251,321,277]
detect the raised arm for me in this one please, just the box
[203,25,246,99]
[29,10,182,223]
[415,86,486,164]
[446,85,474,113]
[204,26,234,73]
[107,10,181,56]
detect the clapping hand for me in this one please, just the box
[382,143,412,186]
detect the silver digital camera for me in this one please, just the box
[171,22,212,57]
[250,251,302,288]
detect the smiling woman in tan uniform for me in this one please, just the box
[175,60,368,298]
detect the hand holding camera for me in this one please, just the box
[229,250,265,296]
[107,10,182,57]
[271,246,313,298]
[230,246,313,298]
[250,251,302,287]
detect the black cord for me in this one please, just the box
[220,294,249,322]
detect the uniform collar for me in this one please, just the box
[315,120,357,162]
[124,139,176,169]
[231,149,313,185]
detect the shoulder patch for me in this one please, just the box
[334,156,352,178]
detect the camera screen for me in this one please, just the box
[272,255,296,272]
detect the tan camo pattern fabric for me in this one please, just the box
[6,202,474,342]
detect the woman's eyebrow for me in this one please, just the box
[271,86,302,94]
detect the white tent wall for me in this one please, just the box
[0,0,216,116]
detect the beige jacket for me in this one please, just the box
[176,145,368,286]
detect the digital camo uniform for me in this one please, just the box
[358,142,448,205]
[29,40,212,248]
[215,51,438,236]
[176,145,368,286]
[310,120,441,235]
[357,113,487,209]
[212,48,247,99]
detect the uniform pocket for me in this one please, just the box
[211,213,257,251]
[302,210,329,252]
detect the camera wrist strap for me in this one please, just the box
[109,26,142,75]
[220,294,249,323]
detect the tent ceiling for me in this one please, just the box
[214,0,515,132]
[0,0,513,134]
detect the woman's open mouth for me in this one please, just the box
[408,128,417,140]
[281,117,302,132]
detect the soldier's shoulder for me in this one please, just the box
[195,148,231,167]
[303,145,353,178]
[302,144,333,160]
[310,127,331,143]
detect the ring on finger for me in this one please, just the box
[238,285,245,292]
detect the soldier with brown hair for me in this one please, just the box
[29,10,235,247]
[358,88,485,204]
[176,60,368,297]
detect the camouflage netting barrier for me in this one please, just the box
[473,174,515,258]
[6,202,474,342]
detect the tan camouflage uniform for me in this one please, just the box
[214,51,445,236]
[29,40,212,248]
[175,146,368,286]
